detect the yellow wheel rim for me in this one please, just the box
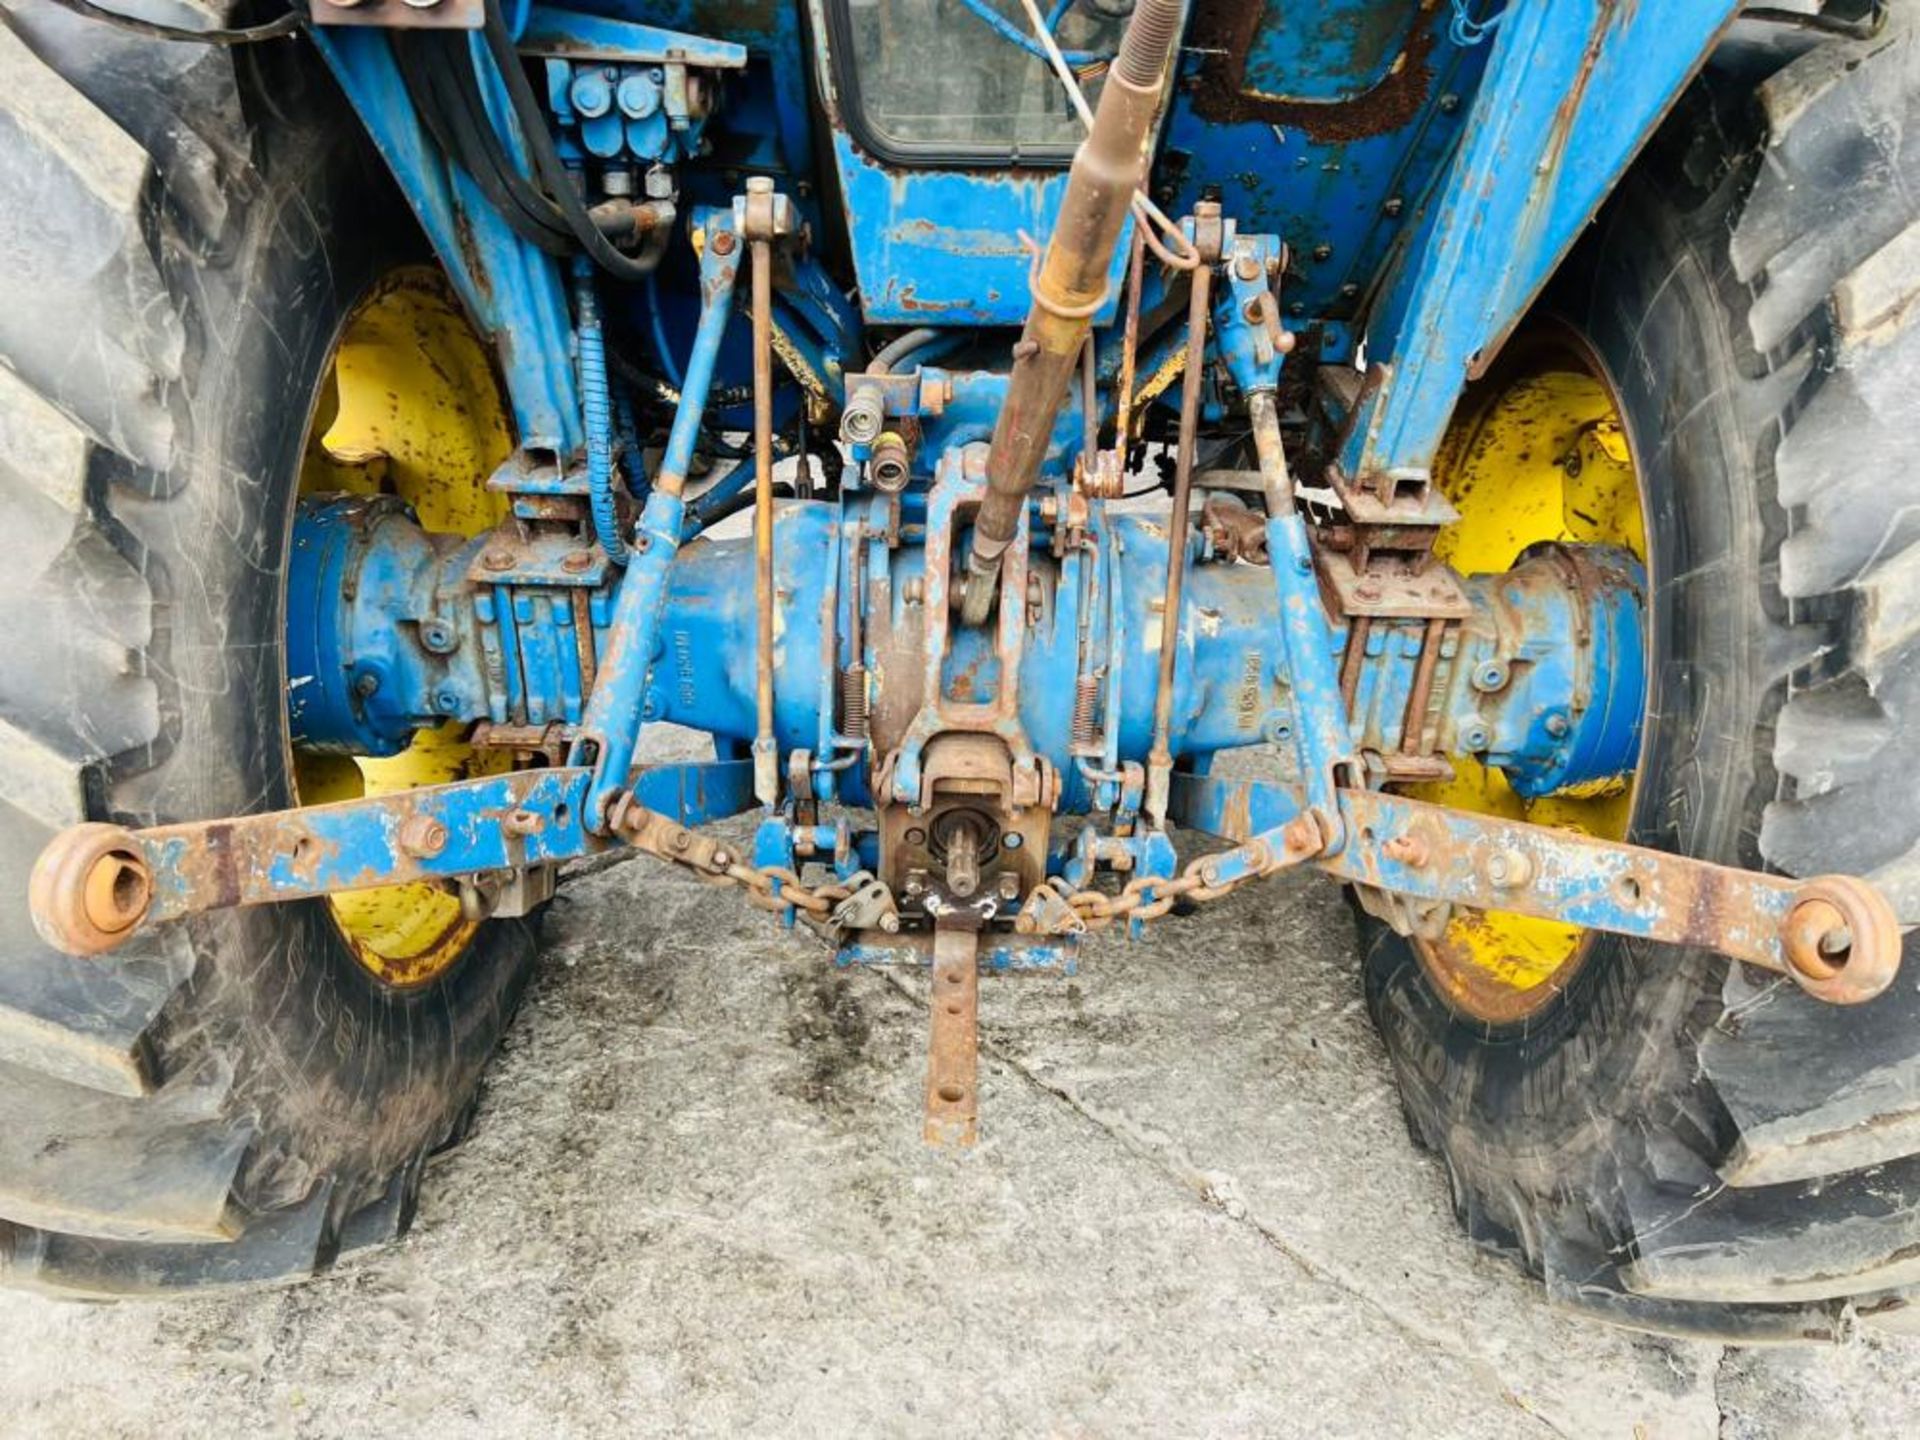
[1410,329,1649,1022]
[293,269,512,987]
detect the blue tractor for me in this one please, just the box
[2,0,1915,1335]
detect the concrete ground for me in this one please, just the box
[2,742,1917,1435]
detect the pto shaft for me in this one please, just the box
[960,0,1182,625]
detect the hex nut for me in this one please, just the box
[398,814,449,859]
[1483,848,1534,890]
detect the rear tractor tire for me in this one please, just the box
[1365,15,1920,1341]
[0,10,536,1294]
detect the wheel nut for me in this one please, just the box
[399,814,449,859]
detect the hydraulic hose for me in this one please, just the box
[960,0,1183,625]
[870,327,942,375]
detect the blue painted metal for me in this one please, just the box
[828,133,1136,327]
[311,27,583,456]
[280,0,1732,940]
[519,5,749,69]
[137,757,751,924]
[1345,0,1741,482]
[573,207,742,830]
[839,937,1077,975]
[1163,772,1828,982]
[289,485,1644,822]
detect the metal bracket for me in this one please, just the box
[924,925,981,1147]
[1167,771,1903,1007]
[27,759,756,957]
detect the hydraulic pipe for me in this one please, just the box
[959,0,1183,625]
[1145,215,1217,825]
[750,185,779,808]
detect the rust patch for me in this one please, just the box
[1186,0,1438,141]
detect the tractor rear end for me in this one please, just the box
[2,0,1918,1340]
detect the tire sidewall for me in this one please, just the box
[119,84,535,1216]
[1363,151,1773,1210]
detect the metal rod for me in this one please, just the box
[1079,336,1098,469]
[750,213,778,807]
[1112,222,1147,456]
[1339,616,1371,714]
[959,0,1183,625]
[1400,618,1448,754]
[1145,228,1216,825]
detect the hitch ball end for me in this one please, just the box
[29,822,154,957]
[1780,875,1901,1005]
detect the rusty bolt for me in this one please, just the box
[1276,816,1322,863]
[1382,196,1404,218]
[562,549,594,574]
[998,872,1020,901]
[1354,583,1381,602]
[710,849,732,870]
[902,576,924,606]
[669,829,691,852]
[399,814,449,859]
[880,912,901,934]
[1201,862,1221,887]
[1470,660,1509,693]
[1311,243,1332,262]
[1234,252,1261,282]
[1544,712,1571,739]
[1438,92,1460,114]
[710,230,737,256]
[483,548,515,572]
[1012,339,1041,361]
[1483,848,1534,890]
[632,531,651,553]
[1382,833,1430,869]
[502,808,544,839]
